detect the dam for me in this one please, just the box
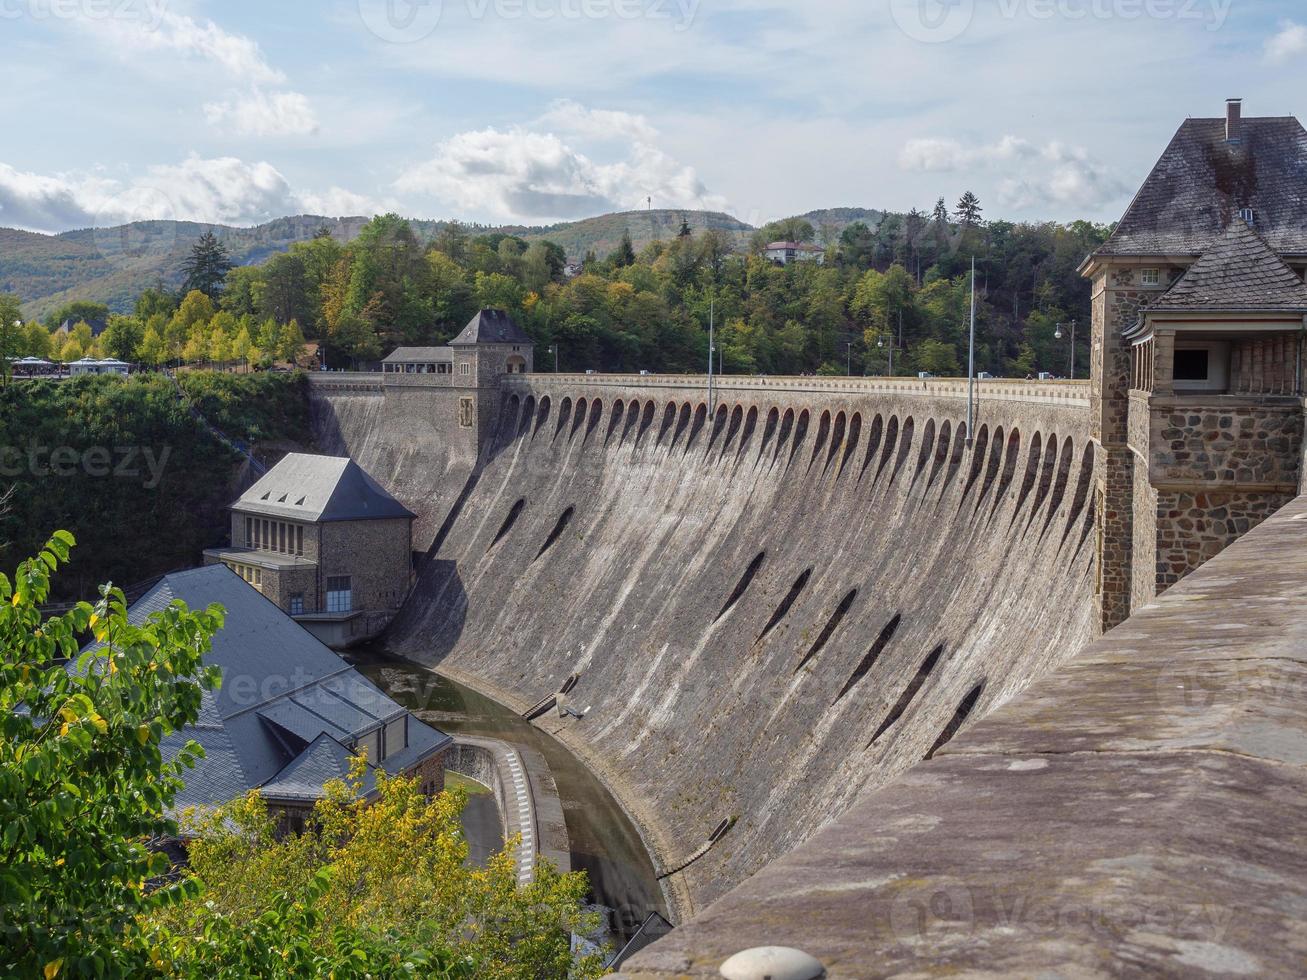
[312,370,1100,917]
[301,102,1307,974]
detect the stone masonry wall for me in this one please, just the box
[1154,489,1293,590]
[1091,266,1156,629]
[320,517,412,621]
[1131,451,1158,611]
[1149,399,1302,489]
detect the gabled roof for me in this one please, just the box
[449,309,533,346]
[1095,115,1307,258]
[233,453,415,523]
[382,346,453,363]
[1147,221,1307,314]
[260,733,377,803]
[89,564,451,812]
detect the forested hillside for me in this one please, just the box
[3,196,1110,378]
[0,373,307,601]
[3,210,755,319]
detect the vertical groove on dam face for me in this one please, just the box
[318,384,1097,914]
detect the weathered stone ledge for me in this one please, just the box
[619,495,1307,978]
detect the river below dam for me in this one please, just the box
[345,646,669,947]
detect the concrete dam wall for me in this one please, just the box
[311,374,1101,917]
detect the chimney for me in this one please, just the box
[1226,98,1243,142]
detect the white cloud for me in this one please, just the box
[1265,20,1307,64]
[536,100,659,144]
[204,89,320,138]
[80,8,285,84]
[899,134,1127,213]
[395,111,727,222]
[900,136,1037,172]
[0,156,377,234]
[67,7,314,138]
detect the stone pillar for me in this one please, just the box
[1152,329,1175,396]
[1090,265,1150,631]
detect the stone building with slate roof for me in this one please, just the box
[130,565,450,823]
[204,453,416,647]
[1082,99,1307,627]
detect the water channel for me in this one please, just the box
[346,645,670,947]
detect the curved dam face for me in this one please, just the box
[313,376,1100,915]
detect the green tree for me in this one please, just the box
[0,531,223,977]
[0,293,23,386]
[134,288,177,322]
[138,326,166,368]
[609,229,636,268]
[278,319,306,365]
[955,190,983,229]
[231,325,253,371]
[101,315,145,362]
[151,765,606,979]
[260,252,310,326]
[180,231,233,300]
[26,322,53,360]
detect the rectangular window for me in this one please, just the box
[279,522,287,553]
[296,525,304,556]
[289,594,304,615]
[385,716,407,757]
[460,362,470,376]
[1174,348,1210,382]
[326,576,352,613]
[262,520,270,550]
[1141,268,1160,286]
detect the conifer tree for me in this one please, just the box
[180,231,234,300]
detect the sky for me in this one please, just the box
[2,0,1305,234]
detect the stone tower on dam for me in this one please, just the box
[1084,99,1307,628]
[307,102,1307,948]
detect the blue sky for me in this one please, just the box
[2,0,1304,233]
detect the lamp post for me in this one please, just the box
[548,344,559,373]
[846,341,853,377]
[1054,320,1077,379]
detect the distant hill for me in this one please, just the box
[2,207,879,319]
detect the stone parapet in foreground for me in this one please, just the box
[619,495,1307,977]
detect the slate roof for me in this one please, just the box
[1095,115,1307,258]
[450,309,533,346]
[382,346,453,363]
[260,733,377,803]
[1147,221,1307,314]
[88,565,451,812]
[233,453,415,523]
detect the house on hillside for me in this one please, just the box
[204,453,415,648]
[1083,98,1307,629]
[765,241,825,266]
[115,564,450,825]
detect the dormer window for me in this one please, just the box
[1140,269,1160,286]
[1238,208,1256,227]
